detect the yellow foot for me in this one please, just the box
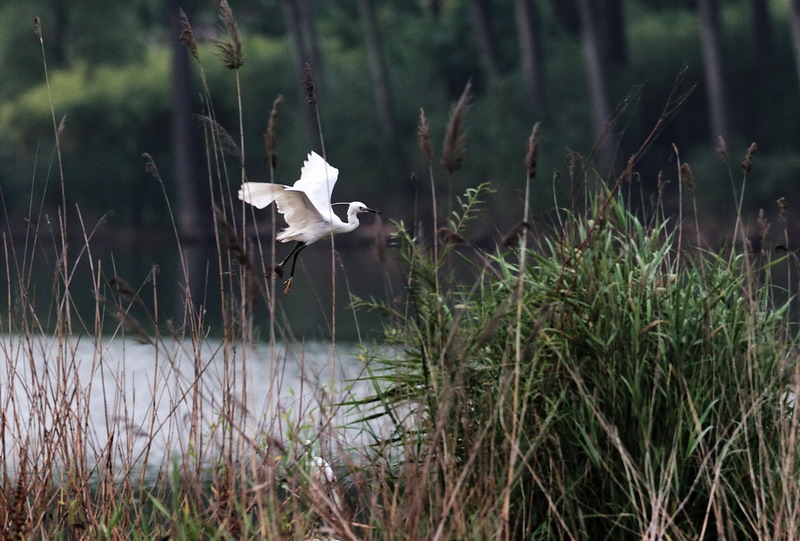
[282,277,294,295]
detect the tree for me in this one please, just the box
[552,0,579,34]
[602,0,627,66]
[752,0,773,61]
[358,0,398,147]
[697,0,731,145]
[789,0,800,94]
[50,0,69,66]
[515,0,544,112]
[167,0,211,240]
[469,0,502,85]
[296,0,323,79]
[281,0,321,144]
[577,0,615,163]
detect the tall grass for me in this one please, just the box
[2,5,800,540]
[353,139,800,538]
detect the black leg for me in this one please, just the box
[288,243,307,278]
[280,242,306,267]
[282,242,307,294]
[275,242,305,278]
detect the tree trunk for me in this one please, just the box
[576,0,615,163]
[790,0,800,95]
[167,0,211,240]
[469,0,502,85]
[358,0,398,146]
[296,0,323,80]
[515,0,544,112]
[602,0,627,66]
[697,0,731,146]
[752,0,773,61]
[552,0,579,34]
[430,0,441,18]
[50,0,70,66]
[281,0,320,145]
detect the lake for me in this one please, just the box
[0,333,390,480]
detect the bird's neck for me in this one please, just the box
[344,212,360,231]
[329,211,358,234]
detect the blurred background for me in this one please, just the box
[2,0,800,338]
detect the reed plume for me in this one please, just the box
[214,0,244,70]
[9,454,28,540]
[742,142,758,173]
[442,82,472,176]
[179,8,200,61]
[303,63,317,104]
[777,196,787,225]
[525,122,540,180]
[195,114,242,164]
[264,95,284,171]
[418,108,433,163]
[142,152,161,182]
[680,162,694,194]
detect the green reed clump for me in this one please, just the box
[357,188,799,539]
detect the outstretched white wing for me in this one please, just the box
[238,182,285,209]
[289,151,339,221]
[273,190,328,243]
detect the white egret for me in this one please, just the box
[238,151,379,293]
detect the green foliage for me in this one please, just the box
[3,0,800,229]
[0,48,172,225]
[358,185,798,538]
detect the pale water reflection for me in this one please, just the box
[0,334,385,479]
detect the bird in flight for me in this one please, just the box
[238,151,379,294]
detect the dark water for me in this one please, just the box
[1,232,402,342]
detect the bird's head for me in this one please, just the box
[350,201,380,215]
[332,201,380,215]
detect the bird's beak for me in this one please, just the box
[366,208,381,215]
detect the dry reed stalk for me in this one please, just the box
[757,208,770,256]
[195,114,242,164]
[418,107,441,297]
[500,122,540,540]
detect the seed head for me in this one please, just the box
[742,142,758,173]
[214,0,244,70]
[525,123,540,180]
[680,162,694,194]
[442,81,472,175]
[303,63,317,104]
[264,95,284,170]
[178,8,199,61]
[417,108,433,163]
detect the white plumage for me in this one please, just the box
[238,151,379,293]
[311,456,336,485]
